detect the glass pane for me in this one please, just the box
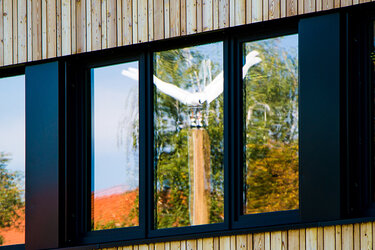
[154,42,224,229]
[92,62,139,230]
[243,35,299,214]
[0,75,25,246]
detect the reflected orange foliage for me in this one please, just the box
[0,208,24,246]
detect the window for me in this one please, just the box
[242,35,299,215]
[0,75,25,247]
[153,42,224,229]
[91,62,140,230]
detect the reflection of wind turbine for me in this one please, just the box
[121,50,261,106]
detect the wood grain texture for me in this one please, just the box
[186,0,196,34]
[154,0,163,39]
[138,0,147,42]
[361,222,372,250]
[41,0,46,59]
[17,0,26,62]
[0,0,4,66]
[61,0,71,55]
[3,0,12,65]
[101,0,107,48]
[164,0,170,38]
[202,0,212,31]
[77,0,86,53]
[107,0,117,47]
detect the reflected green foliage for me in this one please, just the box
[154,44,224,228]
[0,153,24,245]
[243,36,299,214]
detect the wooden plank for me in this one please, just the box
[169,0,180,37]
[166,242,171,250]
[323,226,335,250]
[18,0,27,62]
[298,0,303,14]
[42,0,47,59]
[354,223,360,250]
[132,0,137,43]
[153,0,163,39]
[229,0,234,26]
[306,228,317,250]
[107,0,117,47]
[268,0,280,19]
[263,0,268,21]
[322,0,333,10]
[47,0,57,58]
[288,230,299,250]
[71,0,76,54]
[248,234,253,250]
[139,245,148,250]
[287,0,297,16]
[197,239,203,250]
[148,0,153,40]
[181,0,186,35]
[334,0,340,8]
[171,241,181,250]
[202,238,213,250]
[91,0,101,50]
[218,0,228,28]
[138,0,147,42]
[186,0,196,34]
[101,0,107,49]
[187,239,197,250]
[317,227,323,250]
[164,0,170,38]
[281,0,286,17]
[155,243,165,250]
[197,0,202,32]
[361,222,372,250]
[235,0,245,25]
[86,0,91,51]
[122,0,132,45]
[121,246,133,250]
[77,0,86,53]
[237,235,247,249]
[373,222,375,250]
[219,236,230,250]
[335,225,342,250]
[342,224,353,250]
[56,0,62,56]
[117,0,122,45]
[213,0,218,28]
[300,229,306,250]
[230,236,236,250]
[0,0,3,66]
[32,0,42,61]
[61,0,71,55]
[149,243,155,250]
[271,231,282,250]
[3,0,12,65]
[281,231,287,250]
[26,0,32,60]
[304,0,315,13]
[254,233,264,250]
[251,0,262,22]
[246,0,251,23]
[265,232,271,250]
[12,0,17,63]
[213,237,219,250]
[202,0,212,31]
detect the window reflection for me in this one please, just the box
[243,35,299,214]
[153,43,224,229]
[92,62,139,230]
[0,75,25,246]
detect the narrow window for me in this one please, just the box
[0,75,25,246]
[154,42,224,229]
[243,35,299,214]
[91,62,139,230]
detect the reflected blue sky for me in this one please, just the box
[0,75,25,176]
[93,62,139,193]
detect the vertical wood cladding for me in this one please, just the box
[98,222,375,249]
[0,0,370,66]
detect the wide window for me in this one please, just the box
[153,42,225,229]
[91,62,140,231]
[0,75,25,247]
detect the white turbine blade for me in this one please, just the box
[153,76,200,106]
[201,72,224,104]
[242,50,262,77]
[121,68,139,81]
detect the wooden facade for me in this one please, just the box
[0,0,372,67]
[102,222,375,249]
